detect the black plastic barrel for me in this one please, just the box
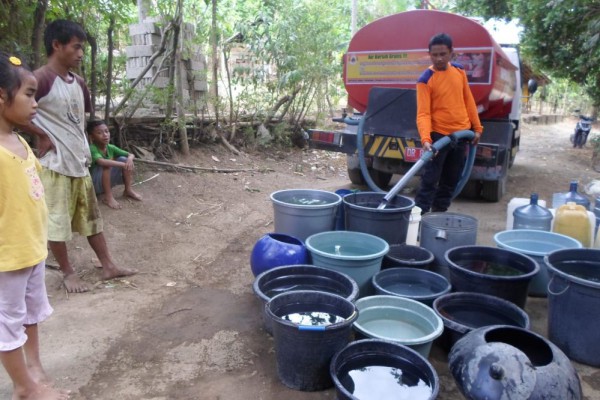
[432,292,530,352]
[383,244,434,269]
[330,339,439,400]
[372,267,451,307]
[546,248,600,367]
[343,192,414,245]
[252,264,359,335]
[445,246,539,309]
[266,290,358,391]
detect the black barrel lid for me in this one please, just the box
[451,342,537,399]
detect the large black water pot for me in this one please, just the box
[432,292,530,352]
[266,290,358,391]
[343,192,414,245]
[253,264,359,335]
[445,246,539,309]
[382,244,434,270]
[330,339,439,400]
[449,325,582,400]
[545,248,600,367]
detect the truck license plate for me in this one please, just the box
[404,147,423,162]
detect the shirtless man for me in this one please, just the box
[21,19,137,293]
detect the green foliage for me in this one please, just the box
[453,0,600,106]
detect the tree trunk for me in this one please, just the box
[104,15,115,123]
[30,0,47,69]
[87,32,98,120]
[211,0,219,123]
[174,0,189,156]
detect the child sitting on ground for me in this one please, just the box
[88,119,142,209]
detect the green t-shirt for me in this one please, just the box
[89,143,129,170]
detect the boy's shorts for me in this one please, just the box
[40,168,103,241]
[91,156,126,195]
[0,262,53,351]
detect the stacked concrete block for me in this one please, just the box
[125,20,207,112]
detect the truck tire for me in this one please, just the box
[459,180,481,199]
[347,167,393,188]
[347,167,366,185]
[481,174,507,202]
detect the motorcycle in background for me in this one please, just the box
[571,115,593,148]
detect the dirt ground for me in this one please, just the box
[2,117,600,399]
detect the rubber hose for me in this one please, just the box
[356,116,385,192]
[357,119,475,198]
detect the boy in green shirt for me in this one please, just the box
[88,120,142,209]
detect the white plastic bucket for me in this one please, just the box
[406,206,422,245]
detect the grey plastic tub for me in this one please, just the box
[419,212,478,279]
[271,189,342,242]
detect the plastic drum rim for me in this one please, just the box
[305,231,390,261]
[354,295,444,345]
[270,189,342,209]
[494,229,583,257]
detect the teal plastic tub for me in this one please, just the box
[494,229,582,297]
[305,231,389,297]
[353,295,443,358]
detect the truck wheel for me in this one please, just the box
[347,167,393,188]
[459,180,481,199]
[481,175,507,202]
[370,169,393,188]
[347,167,366,185]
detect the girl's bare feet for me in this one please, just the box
[13,382,70,400]
[102,266,138,281]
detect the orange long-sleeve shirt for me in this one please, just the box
[416,62,483,144]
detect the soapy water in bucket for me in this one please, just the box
[455,260,523,276]
[282,311,345,326]
[340,365,432,400]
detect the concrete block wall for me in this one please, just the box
[125,20,207,113]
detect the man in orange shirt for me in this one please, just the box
[414,33,483,214]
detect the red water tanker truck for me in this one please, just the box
[308,9,523,201]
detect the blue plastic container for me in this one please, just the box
[250,233,308,277]
[494,229,583,297]
[513,193,553,231]
[563,181,591,210]
[305,231,389,297]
